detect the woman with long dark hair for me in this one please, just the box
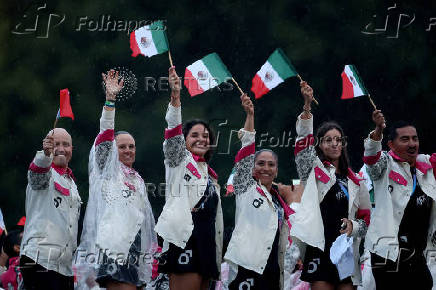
[290,81,371,290]
[155,67,223,290]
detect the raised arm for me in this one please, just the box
[233,94,256,195]
[28,134,54,190]
[363,109,388,181]
[163,66,188,168]
[94,70,124,172]
[294,81,316,183]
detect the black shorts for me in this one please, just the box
[371,251,433,290]
[300,245,352,285]
[96,230,144,287]
[19,255,74,290]
[158,236,219,280]
[229,266,280,290]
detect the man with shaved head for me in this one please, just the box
[20,127,81,290]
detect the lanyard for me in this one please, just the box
[338,182,349,200]
[411,173,417,196]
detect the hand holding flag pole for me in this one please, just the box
[297,74,319,105]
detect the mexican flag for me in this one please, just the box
[251,48,298,99]
[130,20,169,58]
[340,65,369,99]
[184,53,232,97]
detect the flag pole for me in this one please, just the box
[231,77,245,95]
[368,94,377,110]
[168,50,174,67]
[53,118,58,131]
[297,74,319,105]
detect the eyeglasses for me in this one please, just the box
[321,136,347,146]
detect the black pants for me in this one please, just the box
[371,251,433,290]
[19,255,74,290]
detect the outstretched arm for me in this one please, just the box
[363,110,388,181]
[95,70,124,172]
[163,66,187,168]
[233,94,257,195]
[28,134,54,190]
[294,81,316,183]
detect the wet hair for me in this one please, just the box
[315,121,350,175]
[387,121,416,141]
[3,229,23,257]
[254,149,278,166]
[183,119,216,162]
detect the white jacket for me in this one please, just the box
[154,104,224,271]
[224,129,294,289]
[76,108,157,285]
[21,151,81,276]
[363,134,436,262]
[290,114,371,285]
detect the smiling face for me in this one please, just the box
[388,126,419,165]
[252,151,278,188]
[49,128,72,168]
[115,133,136,167]
[319,128,343,162]
[185,124,210,157]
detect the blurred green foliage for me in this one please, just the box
[0,0,435,231]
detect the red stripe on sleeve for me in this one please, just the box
[29,162,50,173]
[95,129,115,146]
[235,143,255,163]
[294,134,314,156]
[362,151,381,165]
[164,124,182,139]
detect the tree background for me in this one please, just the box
[0,0,435,231]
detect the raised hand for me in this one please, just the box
[43,135,54,157]
[241,93,254,116]
[339,218,353,236]
[300,81,314,105]
[102,69,124,101]
[169,66,181,107]
[371,109,386,141]
[278,183,303,204]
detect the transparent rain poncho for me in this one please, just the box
[74,130,157,289]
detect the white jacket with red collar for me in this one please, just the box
[224,129,294,289]
[290,114,371,285]
[154,104,224,270]
[363,134,436,262]
[21,152,81,276]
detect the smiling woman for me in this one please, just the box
[76,69,157,290]
[154,66,223,290]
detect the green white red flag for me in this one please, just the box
[340,65,369,99]
[251,48,298,99]
[130,20,169,58]
[184,53,232,97]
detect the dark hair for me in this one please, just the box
[183,119,216,162]
[115,131,133,138]
[387,121,416,141]
[254,149,278,166]
[315,121,350,175]
[3,229,23,257]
